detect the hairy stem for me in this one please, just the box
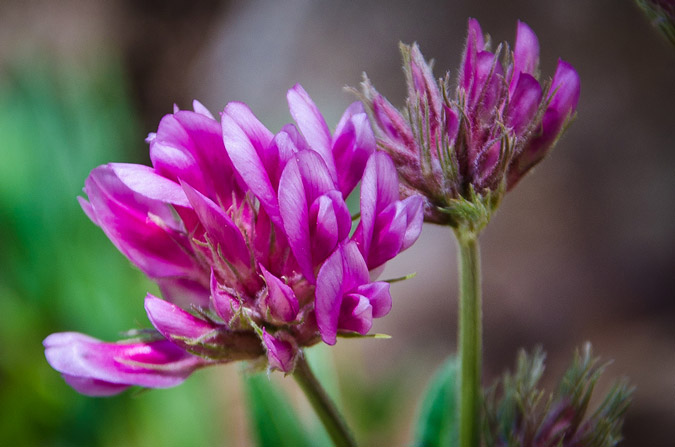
[456,230,482,447]
[293,353,356,447]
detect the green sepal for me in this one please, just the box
[382,272,417,284]
[438,183,503,235]
[336,332,392,339]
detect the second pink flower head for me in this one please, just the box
[362,19,580,228]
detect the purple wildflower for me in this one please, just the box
[361,19,580,228]
[45,85,423,395]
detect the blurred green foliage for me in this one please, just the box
[0,58,224,447]
[244,372,314,447]
[414,356,459,447]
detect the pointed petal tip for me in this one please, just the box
[551,59,581,113]
[287,83,307,99]
[513,20,540,75]
[192,100,215,119]
[467,18,483,40]
[262,329,297,373]
[516,19,536,37]
[144,292,216,342]
[260,264,299,323]
[320,332,338,346]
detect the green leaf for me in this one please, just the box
[243,372,313,447]
[414,356,459,447]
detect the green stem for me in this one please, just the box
[293,352,356,447]
[455,230,482,447]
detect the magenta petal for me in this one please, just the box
[309,191,351,265]
[279,151,336,282]
[262,329,296,373]
[332,103,376,196]
[444,105,460,144]
[471,51,504,113]
[334,102,364,137]
[400,195,424,251]
[145,293,217,342]
[153,113,192,152]
[355,156,422,269]
[287,84,337,181]
[338,294,373,334]
[355,282,391,318]
[278,157,313,281]
[309,195,340,264]
[315,247,345,345]
[265,125,305,188]
[511,20,540,93]
[84,166,200,279]
[252,205,293,269]
[149,140,206,193]
[210,269,240,322]
[171,110,229,167]
[260,265,299,323]
[78,196,98,225]
[507,73,543,136]
[459,18,485,91]
[340,241,370,292]
[358,152,399,261]
[326,190,352,242]
[508,60,580,188]
[294,148,336,201]
[44,332,205,395]
[475,139,502,183]
[110,163,190,207]
[221,105,281,227]
[61,375,131,397]
[366,153,399,213]
[181,181,251,270]
[192,100,214,119]
[367,201,408,269]
[408,43,443,124]
[222,102,274,155]
[369,88,415,148]
[315,241,383,340]
[548,59,581,117]
[173,110,244,206]
[277,123,312,154]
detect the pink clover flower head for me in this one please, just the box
[361,19,580,229]
[45,88,423,395]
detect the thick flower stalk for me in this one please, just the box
[361,19,580,447]
[44,84,423,397]
[361,19,580,232]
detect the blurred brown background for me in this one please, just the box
[0,0,673,445]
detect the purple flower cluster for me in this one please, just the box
[44,85,423,396]
[362,19,580,226]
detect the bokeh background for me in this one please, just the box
[0,0,673,445]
